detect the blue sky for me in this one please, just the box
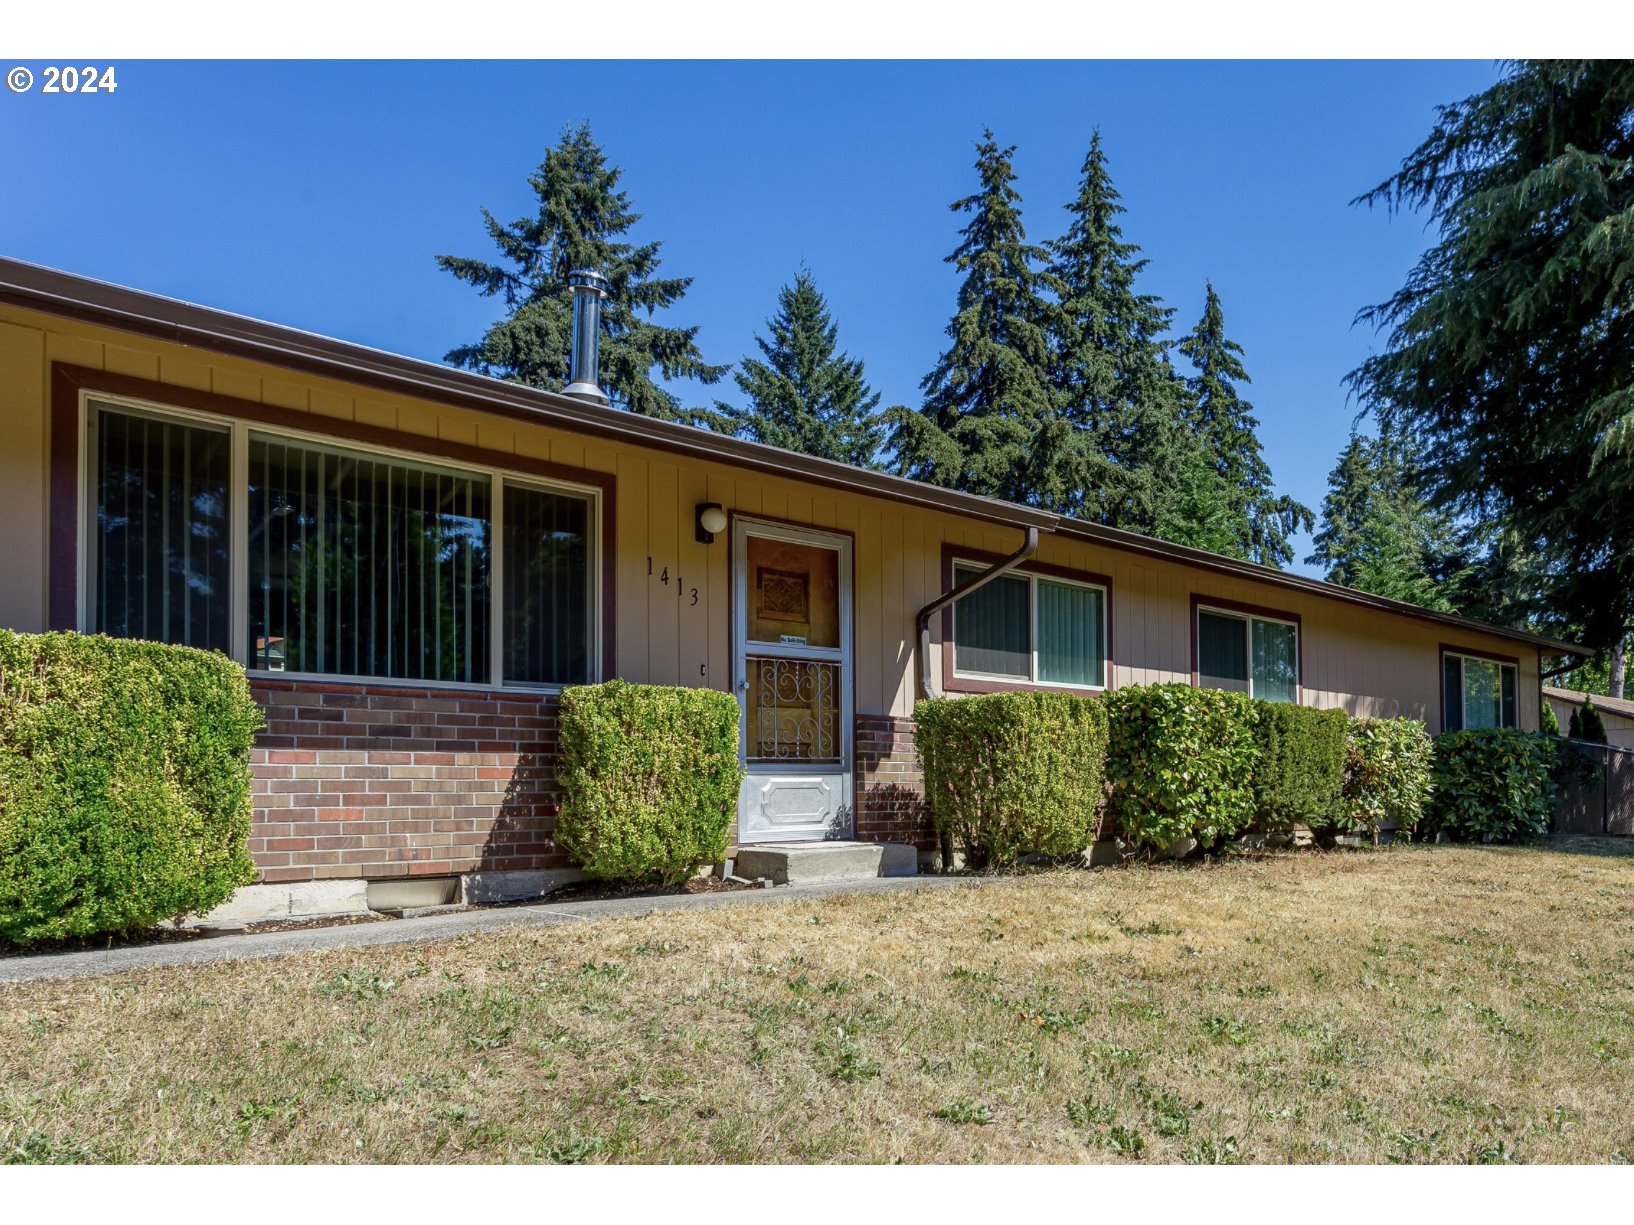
[1,59,1500,574]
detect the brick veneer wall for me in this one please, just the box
[248,679,566,885]
[854,713,933,850]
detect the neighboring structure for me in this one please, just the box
[0,258,1586,915]
[1544,687,1634,750]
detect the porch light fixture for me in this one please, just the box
[696,502,727,543]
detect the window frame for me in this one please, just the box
[942,547,1111,694]
[77,386,605,693]
[1191,596,1303,703]
[1439,645,1520,732]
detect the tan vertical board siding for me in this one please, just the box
[0,302,1550,731]
[0,320,47,631]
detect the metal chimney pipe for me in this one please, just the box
[564,268,611,405]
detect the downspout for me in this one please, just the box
[915,526,1039,700]
[913,526,1041,872]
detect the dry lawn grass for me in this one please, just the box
[4,840,1634,1164]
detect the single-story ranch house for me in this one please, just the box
[0,257,1586,917]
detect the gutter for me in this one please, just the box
[914,527,1041,701]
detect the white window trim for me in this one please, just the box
[1444,651,1518,731]
[1195,604,1301,702]
[949,559,1108,691]
[78,388,604,693]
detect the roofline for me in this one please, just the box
[1054,518,1587,658]
[0,255,1586,660]
[1542,686,1634,720]
[0,257,1054,534]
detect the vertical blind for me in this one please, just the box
[952,563,1106,687]
[1037,579,1103,687]
[91,407,231,652]
[503,483,591,686]
[90,407,600,686]
[1197,611,1249,692]
[952,570,1030,678]
[247,435,492,683]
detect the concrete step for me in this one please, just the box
[733,841,917,886]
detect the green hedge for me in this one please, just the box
[1104,684,1258,850]
[555,680,744,884]
[0,631,261,944]
[1425,728,1558,844]
[1250,702,1349,831]
[915,691,1109,869]
[1341,717,1434,838]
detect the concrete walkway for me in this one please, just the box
[0,873,989,984]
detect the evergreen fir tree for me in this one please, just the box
[1175,283,1313,566]
[714,267,883,467]
[1306,428,1471,611]
[884,129,1059,502]
[437,122,727,421]
[1043,132,1203,538]
[1351,60,1634,649]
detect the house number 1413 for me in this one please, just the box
[648,557,698,606]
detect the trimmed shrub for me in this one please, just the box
[1250,702,1349,831]
[1540,700,1561,737]
[1341,717,1434,839]
[555,680,743,884]
[1425,728,1559,844]
[1104,684,1258,850]
[0,630,261,945]
[914,691,1109,869]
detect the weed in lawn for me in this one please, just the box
[530,1127,605,1164]
[934,1100,993,1126]
[318,969,397,1001]
[1066,1096,1116,1128]
[1186,1136,1242,1164]
[817,1028,881,1083]
[1200,1014,1254,1046]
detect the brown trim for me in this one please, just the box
[1439,642,1522,734]
[1438,642,1521,667]
[939,543,1113,697]
[49,362,616,681]
[1190,593,1305,703]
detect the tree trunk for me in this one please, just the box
[1612,634,1628,701]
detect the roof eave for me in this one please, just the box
[0,256,1585,659]
[1055,518,1587,658]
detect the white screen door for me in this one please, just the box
[733,518,853,843]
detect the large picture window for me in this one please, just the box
[84,399,600,689]
[951,561,1106,689]
[248,436,492,684]
[1442,650,1517,731]
[1196,605,1299,703]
